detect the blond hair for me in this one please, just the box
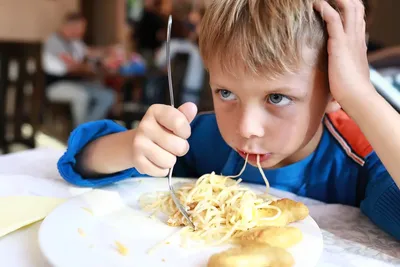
[199,0,340,77]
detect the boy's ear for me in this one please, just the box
[325,97,341,114]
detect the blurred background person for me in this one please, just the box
[145,4,205,106]
[132,0,165,67]
[42,12,116,127]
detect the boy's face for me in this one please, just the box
[209,49,334,169]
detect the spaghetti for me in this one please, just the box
[139,154,280,246]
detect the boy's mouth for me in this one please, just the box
[237,150,272,163]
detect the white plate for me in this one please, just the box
[38,178,323,267]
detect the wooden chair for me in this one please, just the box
[0,41,44,153]
[42,100,73,143]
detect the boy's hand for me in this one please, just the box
[314,0,375,109]
[132,103,198,177]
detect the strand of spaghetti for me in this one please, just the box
[259,205,282,221]
[185,173,210,203]
[226,153,249,178]
[255,201,273,208]
[209,221,240,246]
[256,154,270,193]
[254,154,281,219]
[147,227,188,254]
[192,211,207,226]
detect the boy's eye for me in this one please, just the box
[267,94,291,106]
[217,89,237,101]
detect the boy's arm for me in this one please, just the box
[343,90,400,189]
[58,120,142,187]
[75,129,135,177]
[314,0,400,188]
[360,151,400,240]
[75,123,199,179]
[58,115,207,187]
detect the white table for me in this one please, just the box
[0,149,399,267]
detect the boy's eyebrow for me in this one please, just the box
[211,82,308,98]
[210,84,226,90]
[270,87,310,101]
[268,87,308,98]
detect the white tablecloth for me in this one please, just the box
[0,149,399,267]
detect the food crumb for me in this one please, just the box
[78,228,86,237]
[115,241,129,256]
[162,259,166,262]
[89,244,95,248]
[165,241,170,245]
[81,207,94,215]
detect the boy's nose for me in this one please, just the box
[238,108,265,139]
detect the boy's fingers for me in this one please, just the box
[144,121,190,156]
[135,155,169,177]
[144,142,177,170]
[360,20,367,47]
[178,102,198,124]
[356,0,367,37]
[348,0,367,46]
[152,105,192,139]
[335,0,356,34]
[314,1,345,39]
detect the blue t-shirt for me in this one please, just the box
[58,111,400,241]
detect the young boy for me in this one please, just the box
[58,0,400,240]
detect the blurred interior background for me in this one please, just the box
[0,0,398,154]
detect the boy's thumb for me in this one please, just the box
[178,102,198,123]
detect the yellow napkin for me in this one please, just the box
[0,196,66,238]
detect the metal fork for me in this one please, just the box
[166,15,196,230]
